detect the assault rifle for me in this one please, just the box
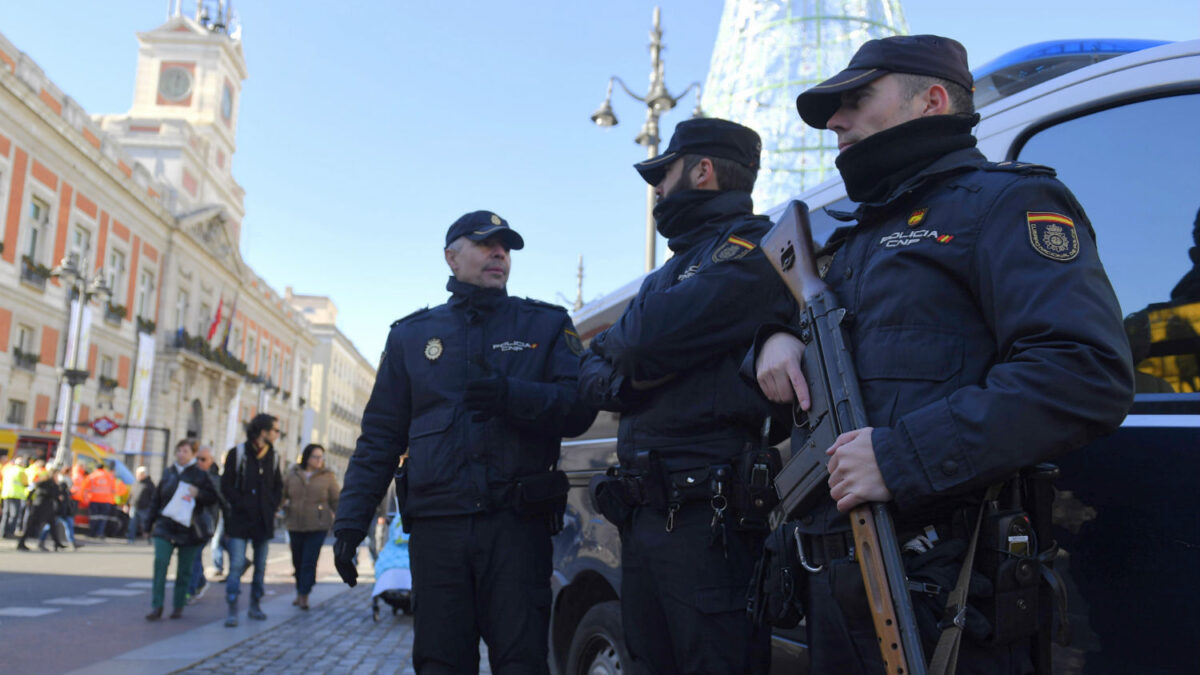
[761,200,927,675]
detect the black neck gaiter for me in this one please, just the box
[835,114,979,204]
[652,189,723,239]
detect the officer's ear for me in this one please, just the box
[691,157,719,191]
[918,83,952,117]
[444,246,459,274]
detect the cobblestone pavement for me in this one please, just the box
[174,583,491,675]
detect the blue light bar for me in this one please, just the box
[972,39,1171,107]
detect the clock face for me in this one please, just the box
[221,84,234,121]
[158,66,192,102]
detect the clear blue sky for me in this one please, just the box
[1,1,1196,363]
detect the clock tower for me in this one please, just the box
[96,1,248,239]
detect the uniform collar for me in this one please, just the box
[662,190,756,253]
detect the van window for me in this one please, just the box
[1017,93,1200,393]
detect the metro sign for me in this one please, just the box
[91,416,119,436]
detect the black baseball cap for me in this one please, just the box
[795,34,973,129]
[634,118,762,185]
[444,210,525,250]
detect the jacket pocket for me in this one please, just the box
[406,408,457,492]
[856,326,964,382]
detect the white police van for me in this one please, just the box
[552,38,1200,675]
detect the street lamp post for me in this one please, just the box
[591,6,704,273]
[50,255,111,469]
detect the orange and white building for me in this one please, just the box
[0,9,319,475]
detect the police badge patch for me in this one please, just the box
[424,337,443,361]
[711,235,756,263]
[564,329,583,356]
[1027,212,1079,261]
[907,208,928,227]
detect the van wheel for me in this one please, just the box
[564,601,630,675]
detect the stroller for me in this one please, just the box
[371,496,413,621]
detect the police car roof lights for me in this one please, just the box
[972,38,1170,108]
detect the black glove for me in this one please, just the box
[463,376,508,420]
[333,529,366,588]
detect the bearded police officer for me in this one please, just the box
[334,211,595,675]
[580,118,794,674]
[751,35,1134,674]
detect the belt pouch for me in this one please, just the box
[514,470,570,518]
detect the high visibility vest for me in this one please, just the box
[1,464,27,500]
[113,479,130,506]
[86,469,116,504]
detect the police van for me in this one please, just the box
[550,38,1200,675]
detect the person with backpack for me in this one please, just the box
[220,413,283,627]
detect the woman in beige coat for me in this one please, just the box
[282,444,339,609]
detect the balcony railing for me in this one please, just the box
[172,329,250,376]
[19,256,50,290]
[12,347,39,372]
[136,316,156,334]
[104,302,126,326]
[98,375,119,392]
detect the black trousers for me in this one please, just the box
[806,556,1034,675]
[619,502,770,675]
[408,510,551,675]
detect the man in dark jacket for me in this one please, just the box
[334,211,594,674]
[187,445,222,602]
[751,35,1134,674]
[220,414,282,627]
[16,460,64,551]
[578,118,794,674]
[127,466,154,543]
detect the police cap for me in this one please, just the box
[634,118,762,186]
[444,210,525,250]
[795,34,973,129]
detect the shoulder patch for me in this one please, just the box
[711,235,756,263]
[391,306,432,327]
[987,161,1057,177]
[563,328,583,356]
[1027,212,1079,261]
[522,297,568,312]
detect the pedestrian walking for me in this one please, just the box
[145,440,221,621]
[39,468,80,550]
[1,456,29,538]
[187,446,222,603]
[82,463,117,539]
[127,466,154,543]
[221,413,283,627]
[282,443,339,610]
[16,460,65,552]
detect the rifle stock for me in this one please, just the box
[761,201,927,675]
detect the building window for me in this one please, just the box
[6,400,26,425]
[69,224,92,268]
[25,196,50,263]
[260,344,269,376]
[197,302,211,337]
[106,248,126,304]
[135,270,155,319]
[100,355,114,378]
[175,289,190,331]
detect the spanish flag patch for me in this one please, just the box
[1027,212,1079,261]
[908,208,928,227]
[712,235,756,263]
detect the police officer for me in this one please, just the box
[751,35,1134,674]
[333,211,594,675]
[579,118,794,675]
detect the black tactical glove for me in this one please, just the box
[463,376,509,420]
[333,529,366,588]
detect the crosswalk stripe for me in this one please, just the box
[89,589,144,597]
[45,597,108,606]
[0,607,60,617]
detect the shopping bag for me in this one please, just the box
[161,481,196,527]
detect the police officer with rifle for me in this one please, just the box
[748,35,1133,674]
[333,211,594,674]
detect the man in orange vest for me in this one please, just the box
[83,465,116,539]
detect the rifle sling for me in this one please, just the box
[929,483,1003,675]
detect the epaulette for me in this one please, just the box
[985,160,1057,177]
[522,297,568,312]
[390,306,432,327]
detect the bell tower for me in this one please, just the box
[97,1,248,239]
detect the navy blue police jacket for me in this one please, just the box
[772,147,1134,533]
[334,278,594,532]
[579,190,796,473]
